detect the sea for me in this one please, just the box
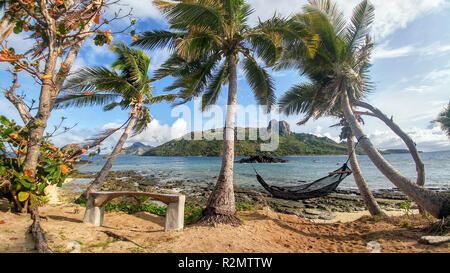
[76,151,450,192]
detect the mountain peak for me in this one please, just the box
[268,120,291,136]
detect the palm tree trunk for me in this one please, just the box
[83,108,139,198]
[346,135,385,216]
[354,100,427,214]
[201,53,241,225]
[341,92,450,219]
[354,100,425,186]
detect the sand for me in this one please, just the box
[0,202,448,253]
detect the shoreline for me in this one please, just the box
[57,170,436,221]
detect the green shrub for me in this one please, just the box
[236,201,253,211]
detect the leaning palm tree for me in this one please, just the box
[434,101,450,138]
[279,0,450,219]
[279,0,384,216]
[131,0,311,225]
[55,43,176,198]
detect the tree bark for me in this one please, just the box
[0,16,10,36]
[354,100,425,187]
[346,135,385,216]
[83,108,139,198]
[341,92,450,218]
[21,47,59,176]
[3,72,32,124]
[354,100,427,214]
[201,53,241,225]
[30,204,52,253]
[0,23,14,45]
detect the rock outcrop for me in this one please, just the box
[236,154,289,164]
[268,120,291,136]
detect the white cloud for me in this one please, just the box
[51,118,189,152]
[247,0,446,40]
[369,0,444,39]
[109,0,163,21]
[424,68,450,83]
[107,0,445,41]
[130,118,189,146]
[369,125,450,152]
[373,41,450,60]
[373,43,416,60]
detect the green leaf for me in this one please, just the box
[18,178,33,189]
[18,192,30,202]
[2,128,14,137]
[0,116,10,126]
[13,21,24,34]
[37,183,46,193]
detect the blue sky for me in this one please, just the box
[1,0,450,152]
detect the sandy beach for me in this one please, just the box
[0,202,447,253]
[1,171,448,253]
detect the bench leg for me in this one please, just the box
[164,195,185,231]
[83,197,105,227]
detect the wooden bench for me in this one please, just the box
[83,191,185,231]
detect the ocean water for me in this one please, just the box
[77,151,450,191]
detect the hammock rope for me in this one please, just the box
[251,136,365,200]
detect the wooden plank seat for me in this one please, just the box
[83,191,185,231]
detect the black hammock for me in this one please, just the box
[252,137,363,200]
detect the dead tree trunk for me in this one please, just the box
[30,205,52,253]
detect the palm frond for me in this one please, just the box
[132,108,152,136]
[111,43,150,89]
[279,83,316,115]
[434,101,450,138]
[154,1,224,31]
[202,61,229,111]
[151,54,189,82]
[131,30,186,50]
[175,26,221,60]
[147,94,178,104]
[54,93,122,109]
[64,67,137,96]
[169,53,221,101]
[247,33,279,66]
[305,0,347,38]
[346,0,374,52]
[242,56,276,112]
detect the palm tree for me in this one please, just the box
[131,0,309,225]
[279,0,450,219]
[278,0,384,216]
[55,43,176,198]
[434,101,450,138]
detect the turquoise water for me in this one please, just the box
[77,151,450,191]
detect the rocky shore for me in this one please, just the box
[61,170,437,221]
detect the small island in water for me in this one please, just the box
[235,154,289,164]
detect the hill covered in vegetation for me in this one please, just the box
[143,127,359,157]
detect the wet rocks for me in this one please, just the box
[64,169,422,221]
[236,155,289,164]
